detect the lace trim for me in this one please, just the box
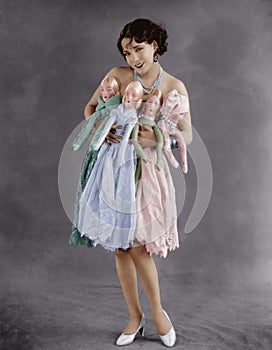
[160,115,177,129]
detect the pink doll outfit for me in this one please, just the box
[158,89,189,173]
[134,147,179,258]
[133,90,189,258]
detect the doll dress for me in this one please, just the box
[69,95,122,247]
[135,147,179,258]
[77,104,138,251]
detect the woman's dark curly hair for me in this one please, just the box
[117,18,168,60]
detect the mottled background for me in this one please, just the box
[1,0,272,349]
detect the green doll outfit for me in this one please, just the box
[69,95,122,247]
[132,115,163,171]
[72,95,122,151]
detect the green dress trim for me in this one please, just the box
[69,96,122,248]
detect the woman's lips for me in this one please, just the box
[135,63,144,69]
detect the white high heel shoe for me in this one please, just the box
[116,313,145,346]
[159,310,176,347]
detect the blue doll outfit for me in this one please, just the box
[69,95,122,247]
[77,103,139,251]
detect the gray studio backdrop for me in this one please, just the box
[1,0,272,349]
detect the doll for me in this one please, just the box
[158,89,189,173]
[135,149,180,258]
[69,76,122,248]
[132,89,164,171]
[134,90,181,258]
[72,76,121,151]
[77,81,144,252]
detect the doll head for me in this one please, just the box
[122,81,144,109]
[160,89,189,117]
[142,89,162,119]
[100,76,120,102]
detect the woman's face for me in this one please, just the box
[100,82,115,102]
[123,87,139,109]
[143,95,161,118]
[121,38,157,75]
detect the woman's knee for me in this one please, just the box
[114,248,130,258]
[129,245,150,259]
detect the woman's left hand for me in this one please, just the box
[137,124,157,148]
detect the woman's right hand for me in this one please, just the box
[104,125,123,146]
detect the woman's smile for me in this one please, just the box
[135,62,144,69]
[121,38,156,74]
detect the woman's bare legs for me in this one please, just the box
[128,246,172,335]
[114,249,143,334]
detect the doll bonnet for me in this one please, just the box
[160,89,189,116]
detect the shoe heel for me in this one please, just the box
[139,326,145,337]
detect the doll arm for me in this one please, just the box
[164,134,179,168]
[153,125,164,171]
[88,114,112,150]
[173,129,188,173]
[92,112,117,151]
[157,120,179,168]
[132,123,148,163]
[72,111,100,151]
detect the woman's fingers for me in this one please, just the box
[111,124,122,130]
[104,124,123,145]
[139,124,153,132]
[138,124,157,147]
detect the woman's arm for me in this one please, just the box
[83,67,133,145]
[84,66,133,119]
[84,85,101,118]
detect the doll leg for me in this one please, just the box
[128,246,172,335]
[114,249,143,334]
[175,131,188,173]
[164,136,179,168]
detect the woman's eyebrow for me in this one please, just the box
[123,44,141,52]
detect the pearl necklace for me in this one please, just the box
[161,115,177,129]
[134,66,163,95]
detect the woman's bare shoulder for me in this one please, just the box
[107,66,133,81]
[108,66,131,74]
[163,71,188,96]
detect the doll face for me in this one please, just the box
[123,87,139,109]
[143,95,161,118]
[100,82,116,102]
[121,38,158,75]
[164,95,179,111]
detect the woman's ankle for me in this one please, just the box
[151,304,163,315]
[151,306,172,334]
[129,309,143,320]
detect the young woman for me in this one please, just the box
[81,18,192,347]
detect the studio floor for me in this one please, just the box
[1,259,272,350]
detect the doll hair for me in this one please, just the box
[100,76,120,95]
[117,18,168,60]
[122,81,144,109]
[147,88,163,105]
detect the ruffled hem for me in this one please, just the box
[145,237,179,258]
[69,226,94,248]
[138,229,179,258]
[91,237,134,252]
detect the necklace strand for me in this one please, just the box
[134,66,163,95]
